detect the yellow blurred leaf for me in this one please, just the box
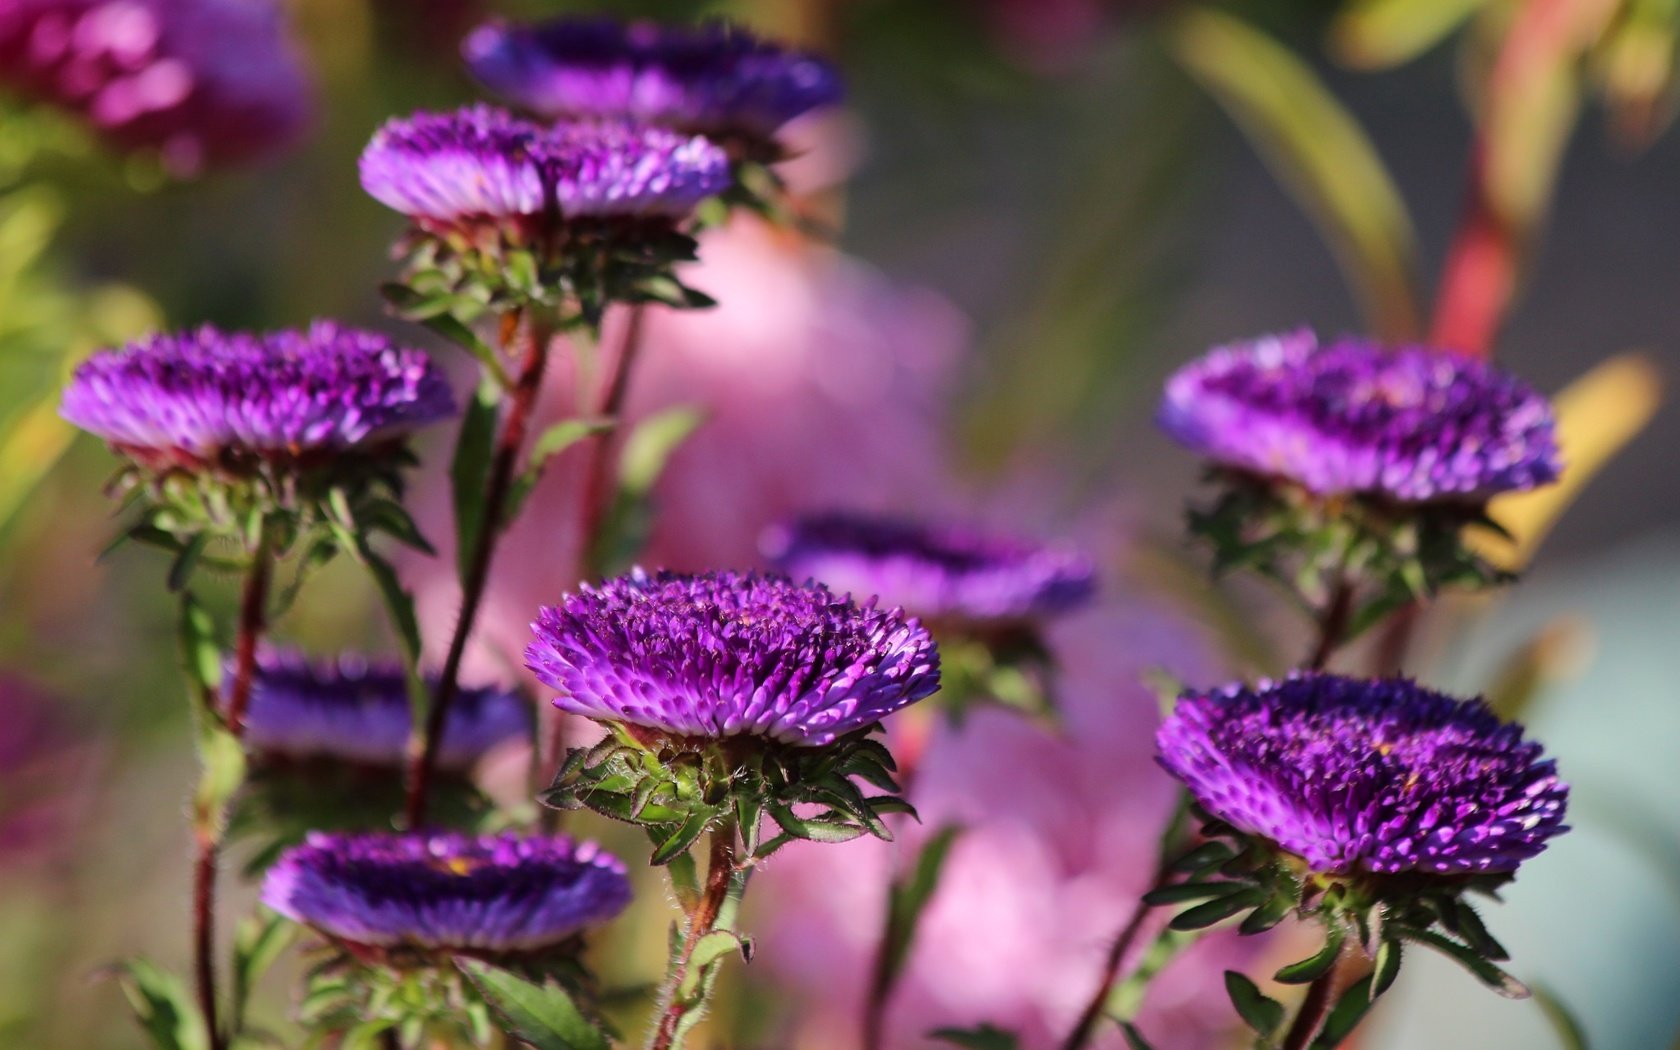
[1477,353,1662,569]
[1331,0,1493,70]
[0,397,75,535]
[1167,8,1423,340]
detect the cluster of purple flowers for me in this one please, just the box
[0,0,311,172]
[245,650,526,772]
[360,104,731,238]
[1159,330,1562,503]
[1156,674,1569,877]
[261,831,630,955]
[762,512,1096,625]
[463,17,842,154]
[526,569,941,747]
[59,322,454,473]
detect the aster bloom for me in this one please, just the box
[462,17,843,156]
[0,0,311,172]
[1159,329,1561,503]
[359,104,731,237]
[762,512,1096,625]
[1157,674,1568,877]
[246,650,526,772]
[261,831,631,956]
[60,322,454,474]
[526,568,940,747]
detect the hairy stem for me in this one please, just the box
[195,541,272,1050]
[1058,892,1160,1050]
[647,818,738,1050]
[1280,941,1355,1050]
[1307,580,1354,672]
[406,313,554,829]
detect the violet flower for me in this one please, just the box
[246,650,526,772]
[59,322,454,475]
[525,568,940,747]
[762,511,1096,625]
[1158,330,1561,503]
[1157,674,1569,877]
[462,17,842,156]
[261,831,630,955]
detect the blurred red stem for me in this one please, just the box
[406,312,553,829]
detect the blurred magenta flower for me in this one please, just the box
[0,0,312,173]
[462,17,842,157]
[754,594,1249,1048]
[0,675,97,866]
[762,511,1096,626]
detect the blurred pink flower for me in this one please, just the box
[0,675,99,867]
[753,592,1248,1049]
[0,0,312,172]
[411,212,968,681]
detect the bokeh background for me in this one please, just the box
[2,0,1677,1047]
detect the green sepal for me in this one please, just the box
[1275,924,1345,985]
[1223,970,1285,1037]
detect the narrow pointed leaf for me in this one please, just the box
[455,958,610,1050]
[451,377,500,583]
[1224,970,1285,1036]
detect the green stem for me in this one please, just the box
[646,817,739,1050]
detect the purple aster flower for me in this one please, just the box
[462,17,842,154]
[1157,674,1569,877]
[59,322,454,473]
[762,512,1096,625]
[261,831,631,955]
[359,104,731,237]
[1158,330,1562,502]
[525,569,941,747]
[246,650,527,773]
[0,0,311,173]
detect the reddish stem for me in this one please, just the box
[405,314,553,829]
[648,819,738,1050]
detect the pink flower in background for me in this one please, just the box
[0,0,312,172]
[754,595,1248,1049]
[413,212,966,680]
[0,676,99,867]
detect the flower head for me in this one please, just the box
[1157,674,1569,877]
[462,17,842,153]
[359,104,730,237]
[246,650,526,772]
[60,322,454,473]
[0,0,311,172]
[762,512,1096,624]
[261,831,631,954]
[525,569,940,747]
[1158,330,1561,502]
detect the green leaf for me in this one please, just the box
[587,405,706,576]
[650,808,716,866]
[1168,887,1265,931]
[455,958,610,1050]
[1167,7,1421,341]
[231,910,296,1028]
[195,720,247,831]
[880,825,965,993]
[689,930,749,974]
[1395,926,1529,998]
[1276,925,1346,985]
[167,531,210,592]
[1330,0,1492,70]
[1142,881,1239,906]
[383,283,510,388]
[108,958,209,1050]
[1310,976,1376,1050]
[452,377,501,584]
[176,590,222,696]
[506,418,614,522]
[362,549,421,664]
[929,1024,1019,1050]
[1372,937,1403,997]
[1224,970,1285,1036]
[1238,891,1294,935]
[1532,982,1591,1050]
